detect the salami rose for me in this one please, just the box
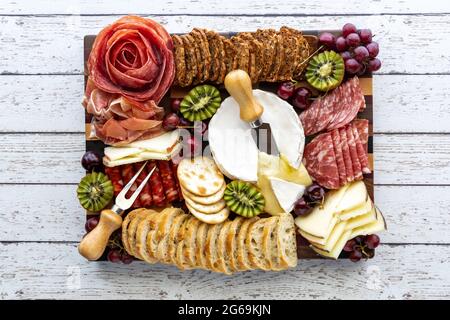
[88,15,175,103]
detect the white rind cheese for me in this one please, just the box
[269,177,305,213]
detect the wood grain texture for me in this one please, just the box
[1,0,449,15]
[0,15,449,74]
[1,133,449,185]
[0,242,448,300]
[1,184,449,244]
[3,75,450,133]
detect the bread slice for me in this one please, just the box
[237,217,259,271]
[204,223,225,273]
[135,210,159,264]
[126,210,150,259]
[246,219,271,270]
[262,216,286,271]
[179,217,201,269]
[149,208,182,262]
[157,212,188,264]
[276,213,298,268]
[216,220,233,275]
[225,217,244,272]
[145,210,169,261]
[195,222,209,269]
[121,208,147,255]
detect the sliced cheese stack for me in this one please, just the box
[177,157,229,224]
[122,208,298,274]
[103,130,181,167]
[295,180,387,259]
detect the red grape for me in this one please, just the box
[354,236,364,245]
[359,29,372,44]
[107,249,122,263]
[121,253,134,264]
[353,46,369,62]
[162,113,180,130]
[343,239,356,252]
[81,151,102,172]
[290,87,312,110]
[368,58,382,72]
[366,42,379,58]
[305,183,325,202]
[345,58,361,74]
[342,23,357,37]
[178,117,192,127]
[277,81,295,100]
[335,36,347,52]
[349,249,362,262]
[365,248,375,259]
[85,216,99,232]
[346,33,360,47]
[319,32,336,48]
[293,197,311,216]
[356,63,367,76]
[170,98,182,113]
[340,51,352,61]
[365,234,380,249]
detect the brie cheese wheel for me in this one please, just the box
[208,89,305,182]
[269,177,305,213]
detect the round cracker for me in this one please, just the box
[177,157,224,196]
[186,202,230,224]
[184,196,226,214]
[181,182,225,205]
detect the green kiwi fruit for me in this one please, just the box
[224,181,265,218]
[180,85,222,121]
[77,171,114,212]
[305,50,344,92]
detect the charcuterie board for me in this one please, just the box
[82,28,375,261]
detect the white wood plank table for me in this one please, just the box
[0,0,449,300]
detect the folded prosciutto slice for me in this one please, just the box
[87,15,175,103]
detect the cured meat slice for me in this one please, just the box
[148,161,166,206]
[331,129,347,186]
[300,77,366,135]
[121,164,141,208]
[87,15,174,103]
[104,166,124,197]
[157,161,179,203]
[353,119,369,151]
[133,163,153,207]
[304,132,340,189]
[339,127,354,182]
[345,126,363,181]
[351,123,371,174]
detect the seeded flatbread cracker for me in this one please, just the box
[206,30,220,82]
[191,28,211,82]
[222,38,237,77]
[172,35,186,86]
[235,32,259,83]
[181,34,197,87]
[186,33,202,84]
[268,33,285,82]
[216,33,227,83]
[278,27,297,81]
[254,29,277,81]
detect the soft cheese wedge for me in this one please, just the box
[334,180,368,214]
[295,184,349,239]
[269,177,305,213]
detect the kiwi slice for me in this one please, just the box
[224,181,265,218]
[305,50,344,92]
[180,85,222,121]
[77,171,114,212]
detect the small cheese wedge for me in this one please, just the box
[104,146,141,161]
[334,180,368,214]
[313,220,348,253]
[311,229,352,259]
[339,197,373,221]
[104,143,181,167]
[258,174,284,215]
[344,206,377,231]
[269,177,305,213]
[295,184,349,239]
[103,155,147,167]
[349,207,387,239]
[278,155,313,186]
[128,130,180,153]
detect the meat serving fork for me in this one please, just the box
[79,161,156,260]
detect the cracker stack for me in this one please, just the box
[172,27,311,86]
[122,208,298,274]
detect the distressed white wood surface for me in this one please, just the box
[0,14,449,74]
[3,75,450,133]
[0,0,449,300]
[0,243,449,300]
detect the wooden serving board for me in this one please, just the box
[83,31,373,260]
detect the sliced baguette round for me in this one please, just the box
[225,217,244,272]
[179,217,201,269]
[216,220,234,275]
[276,213,298,268]
[126,210,151,259]
[157,213,188,264]
[177,157,224,196]
[236,217,259,271]
[122,208,147,256]
[181,182,226,205]
[145,210,171,262]
[135,210,160,263]
[204,223,225,273]
[262,216,286,271]
[246,219,271,270]
[184,196,226,214]
[195,222,209,269]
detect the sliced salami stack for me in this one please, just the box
[303,119,370,189]
[300,77,365,136]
